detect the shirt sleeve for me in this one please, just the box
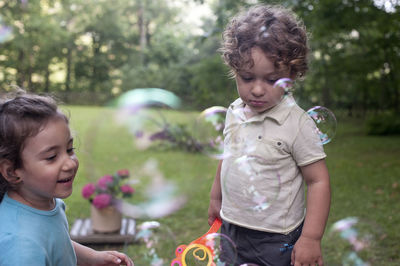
[0,234,49,266]
[291,115,327,166]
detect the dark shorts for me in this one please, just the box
[220,220,303,266]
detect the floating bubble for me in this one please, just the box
[222,154,281,214]
[273,78,294,94]
[192,106,227,159]
[0,16,13,43]
[173,233,237,266]
[135,221,177,266]
[115,88,181,150]
[306,106,337,145]
[114,159,186,219]
[198,232,237,265]
[116,88,181,110]
[224,122,256,158]
[325,217,383,266]
[273,78,299,107]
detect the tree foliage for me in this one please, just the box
[0,0,399,113]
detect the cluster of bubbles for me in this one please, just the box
[112,82,337,263]
[327,217,378,266]
[114,81,336,219]
[135,221,176,266]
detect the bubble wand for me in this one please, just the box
[171,218,222,266]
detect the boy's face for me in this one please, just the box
[14,117,79,210]
[235,47,291,116]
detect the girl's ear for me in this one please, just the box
[0,159,21,185]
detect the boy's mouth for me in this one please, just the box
[57,177,73,183]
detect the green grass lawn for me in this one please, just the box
[64,105,400,265]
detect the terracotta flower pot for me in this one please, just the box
[91,205,122,233]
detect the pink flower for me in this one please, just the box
[120,184,135,196]
[97,175,114,190]
[117,169,130,178]
[81,183,96,199]
[92,193,112,209]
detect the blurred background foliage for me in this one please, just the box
[0,0,399,116]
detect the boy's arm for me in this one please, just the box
[72,241,134,266]
[291,159,331,266]
[208,160,223,226]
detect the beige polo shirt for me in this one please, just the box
[220,95,326,234]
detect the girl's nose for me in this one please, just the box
[62,155,78,171]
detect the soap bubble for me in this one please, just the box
[193,106,227,159]
[306,106,337,145]
[223,112,257,159]
[135,221,177,266]
[0,16,13,43]
[114,159,186,219]
[198,232,237,265]
[222,154,281,214]
[325,217,383,266]
[115,88,181,150]
[171,233,237,265]
[273,78,294,94]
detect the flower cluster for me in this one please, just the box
[81,169,135,209]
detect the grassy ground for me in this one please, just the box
[64,105,400,265]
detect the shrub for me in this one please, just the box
[366,111,400,135]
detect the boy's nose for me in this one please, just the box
[251,81,266,97]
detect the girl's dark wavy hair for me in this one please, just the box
[0,90,68,202]
[220,4,309,78]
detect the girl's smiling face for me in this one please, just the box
[235,47,292,116]
[13,117,79,210]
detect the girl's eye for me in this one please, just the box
[67,147,75,155]
[46,155,57,161]
[267,79,278,85]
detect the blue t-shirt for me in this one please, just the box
[0,193,77,266]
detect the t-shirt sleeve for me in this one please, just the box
[292,115,327,166]
[0,234,49,266]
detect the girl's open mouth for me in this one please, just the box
[57,177,72,183]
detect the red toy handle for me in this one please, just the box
[192,218,222,243]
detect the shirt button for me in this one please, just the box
[277,142,282,146]
[258,136,262,139]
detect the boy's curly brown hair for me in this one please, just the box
[220,4,309,78]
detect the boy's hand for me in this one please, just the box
[208,198,221,226]
[291,235,323,266]
[79,250,134,266]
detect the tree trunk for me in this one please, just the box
[137,1,147,64]
[44,64,50,92]
[65,46,72,92]
[17,49,25,87]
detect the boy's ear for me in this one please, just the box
[0,159,21,184]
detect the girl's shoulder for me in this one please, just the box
[0,233,48,265]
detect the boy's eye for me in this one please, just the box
[240,75,253,82]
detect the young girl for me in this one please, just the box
[208,5,331,266]
[0,91,134,266]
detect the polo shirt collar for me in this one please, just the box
[229,95,296,125]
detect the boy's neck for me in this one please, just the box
[243,104,257,119]
[7,190,56,211]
